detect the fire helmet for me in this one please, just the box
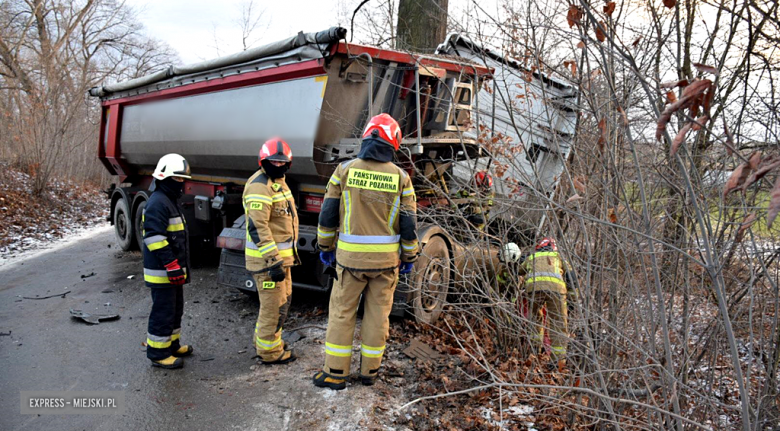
[362,113,402,150]
[474,171,493,189]
[153,153,191,180]
[535,237,557,251]
[259,137,293,166]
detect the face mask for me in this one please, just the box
[261,160,290,179]
[158,177,185,198]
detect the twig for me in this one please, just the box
[22,290,70,300]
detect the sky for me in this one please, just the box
[124,0,345,64]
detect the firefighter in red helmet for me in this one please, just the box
[313,113,419,390]
[455,170,495,231]
[517,237,578,366]
[243,137,300,364]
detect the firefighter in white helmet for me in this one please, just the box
[313,113,419,390]
[143,153,192,369]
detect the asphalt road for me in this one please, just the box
[0,226,408,431]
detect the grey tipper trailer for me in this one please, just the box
[92,26,574,323]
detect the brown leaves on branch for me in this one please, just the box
[723,162,752,197]
[660,79,689,89]
[738,213,757,236]
[563,60,577,75]
[663,0,676,8]
[666,91,677,103]
[595,21,607,42]
[573,177,587,194]
[597,117,607,152]
[742,156,780,192]
[694,63,720,77]
[604,2,616,17]
[656,79,715,156]
[567,5,583,28]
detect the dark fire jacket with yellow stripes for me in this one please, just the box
[243,170,300,272]
[317,158,419,271]
[518,250,574,296]
[142,190,190,287]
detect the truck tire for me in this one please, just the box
[113,198,136,251]
[408,235,450,324]
[133,199,147,252]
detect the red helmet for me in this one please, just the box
[536,237,557,251]
[475,171,493,189]
[258,137,293,166]
[362,113,402,150]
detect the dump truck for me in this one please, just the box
[90,27,575,323]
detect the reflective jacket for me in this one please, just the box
[518,250,573,296]
[243,170,300,272]
[455,189,494,231]
[142,190,190,287]
[318,158,419,271]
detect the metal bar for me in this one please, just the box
[414,66,423,153]
[357,53,373,117]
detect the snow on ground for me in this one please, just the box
[0,162,109,262]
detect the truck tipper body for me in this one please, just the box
[91,27,574,323]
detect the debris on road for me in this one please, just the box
[22,290,71,300]
[200,357,215,362]
[282,330,304,344]
[127,275,135,280]
[80,272,95,279]
[69,308,120,324]
[403,338,442,361]
[0,331,11,336]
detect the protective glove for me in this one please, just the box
[164,260,186,285]
[268,263,286,282]
[319,250,335,266]
[399,261,414,275]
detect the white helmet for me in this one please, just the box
[153,154,191,180]
[500,242,522,263]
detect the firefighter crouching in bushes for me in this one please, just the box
[313,113,419,390]
[455,171,495,231]
[517,237,578,366]
[243,138,300,365]
[143,153,193,369]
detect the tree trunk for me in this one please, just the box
[396,0,448,52]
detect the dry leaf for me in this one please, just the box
[749,151,762,170]
[577,40,585,49]
[670,122,692,157]
[663,0,676,8]
[767,176,780,229]
[566,194,583,203]
[567,5,583,28]
[632,36,642,47]
[595,21,607,42]
[563,60,577,75]
[691,115,709,131]
[608,208,617,223]
[738,213,757,236]
[604,2,616,16]
[656,79,712,141]
[573,177,586,193]
[742,156,780,191]
[724,120,735,155]
[598,117,607,133]
[666,91,677,103]
[723,163,751,197]
[694,63,720,77]
[660,79,689,89]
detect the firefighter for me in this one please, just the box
[143,153,192,369]
[518,237,578,365]
[244,137,300,365]
[313,113,419,390]
[455,171,494,231]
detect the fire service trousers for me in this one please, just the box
[147,286,184,361]
[324,266,399,377]
[253,268,292,361]
[528,290,569,359]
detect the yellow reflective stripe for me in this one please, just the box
[325,342,353,357]
[337,240,400,253]
[387,195,399,232]
[329,175,341,186]
[167,223,184,232]
[144,274,170,284]
[346,168,399,193]
[245,194,273,204]
[551,346,567,354]
[278,248,294,258]
[271,191,293,202]
[526,276,566,286]
[527,251,558,262]
[402,187,415,196]
[147,338,172,349]
[360,343,385,358]
[147,239,169,251]
[256,335,282,350]
[401,240,418,251]
[318,227,336,238]
[246,242,278,258]
[343,191,352,235]
[171,333,180,341]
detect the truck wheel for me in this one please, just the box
[409,235,450,324]
[133,200,146,251]
[113,198,136,251]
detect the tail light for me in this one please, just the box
[216,228,245,250]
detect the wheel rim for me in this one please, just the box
[421,257,445,311]
[116,209,127,239]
